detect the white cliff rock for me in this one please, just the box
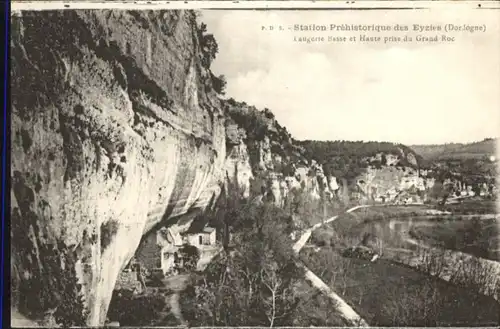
[11,10,225,326]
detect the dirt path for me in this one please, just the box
[293,205,369,253]
[11,309,40,328]
[162,274,190,325]
[293,205,370,327]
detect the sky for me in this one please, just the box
[201,9,500,145]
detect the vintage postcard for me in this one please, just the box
[8,1,500,328]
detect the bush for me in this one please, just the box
[211,73,226,95]
[108,290,168,326]
[180,200,304,327]
[341,246,376,261]
[311,227,336,248]
[178,244,200,272]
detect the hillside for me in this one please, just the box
[410,138,497,161]
[411,139,497,186]
[223,97,456,206]
[298,140,424,180]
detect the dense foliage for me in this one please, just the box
[411,138,496,161]
[298,140,421,180]
[108,289,173,326]
[197,22,226,95]
[432,158,496,185]
[180,199,304,326]
[224,98,307,174]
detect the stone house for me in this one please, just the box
[135,224,218,275]
[135,226,184,275]
[183,227,216,248]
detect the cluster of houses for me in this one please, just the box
[115,223,219,292]
[140,223,217,274]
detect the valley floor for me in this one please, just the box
[300,202,500,326]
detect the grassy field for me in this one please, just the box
[300,248,500,326]
[409,217,500,261]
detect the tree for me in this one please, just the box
[200,33,219,68]
[429,181,450,205]
[381,153,387,166]
[211,74,227,95]
[263,108,275,120]
[178,244,200,272]
[180,202,304,327]
[472,184,481,196]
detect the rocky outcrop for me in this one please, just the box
[11,10,225,326]
[223,108,444,207]
[224,125,253,198]
[355,165,434,203]
[224,101,341,207]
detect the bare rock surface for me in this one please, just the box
[11,10,224,326]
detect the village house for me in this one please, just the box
[183,226,217,248]
[134,223,219,276]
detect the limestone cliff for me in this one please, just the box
[11,10,225,326]
[224,99,340,207]
[223,99,441,207]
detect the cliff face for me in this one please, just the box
[355,165,433,203]
[224,100,342,207]
[223,99,441,207]
[11,10,225,326]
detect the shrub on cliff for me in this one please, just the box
[211,73,227,95]
[101,219,119,253]
[198,22,219,69]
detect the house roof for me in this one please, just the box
[184,212,217,234]
[183,226,216,237]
